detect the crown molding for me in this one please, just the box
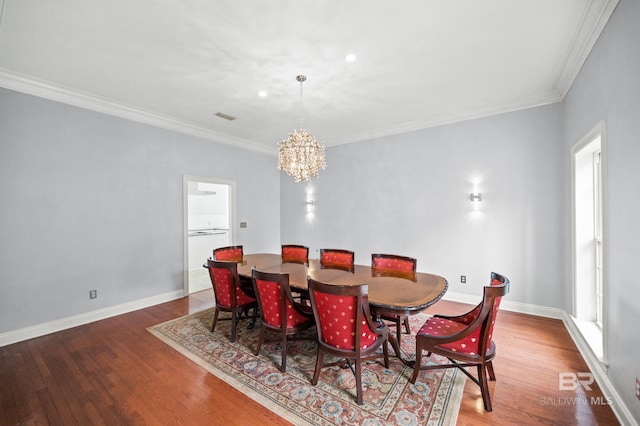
[553,0,619,99]
[0,68,276,156]
[327,88,563,147]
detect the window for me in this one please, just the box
[571,122,606,363]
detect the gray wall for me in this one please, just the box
[281,103,566,308]
[563,0,640,418]
[0,88,280,333]
[280,0,640,419]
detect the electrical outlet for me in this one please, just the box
[240,222,247,228]
[89,289,97,299]
[636,377,640,400]
[461,275,466,283]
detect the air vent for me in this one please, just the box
[215,112,236,121]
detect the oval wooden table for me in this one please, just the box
[234,253,448,365]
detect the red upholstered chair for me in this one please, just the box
[212,245,255,299]
[206,259,258,343]
[308,279,389,405]
[213,245,244,262]
[251,269,316,372]
[371,253,417,346]
[410,272,510,412]
[319,248,355,272]
[281,244,309,265]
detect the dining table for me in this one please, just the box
[233,253,449,365]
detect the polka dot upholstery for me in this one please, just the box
[417,281,504,355]
[320,249,354,270]
[308,279,389,406]
[312,291,379,351]
[214,246,243,261]
[255,278,312,328]
[410,272,509,412]
[211,268,256,308]
[281,245,308,264]
[372,256,416,272]
[207,259,258,343]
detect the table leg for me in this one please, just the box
[372,309,415,367]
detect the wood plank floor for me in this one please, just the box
[0,291,620,425]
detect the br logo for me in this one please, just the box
[559,372,594,391]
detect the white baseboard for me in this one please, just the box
[0,290,184,347]
[443,291,565,319]
[562,313,638,426]
[444,292,636,425]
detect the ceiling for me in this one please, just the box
[0,0,618,154]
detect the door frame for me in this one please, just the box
[182,175,237,295]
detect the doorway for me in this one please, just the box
[183,176,235,294]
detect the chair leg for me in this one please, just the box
[395,317,402,350]
[312,347,324,385]
[477,363,493,412]
[355,356,363,405]
[383,338,389,368]
[211,308,220,332]
[410,344,423,384]
[280,332,288,373]
[254,327,265,356]
[230,310,238,343]
[247,306,258,329]
[486,360,496,381]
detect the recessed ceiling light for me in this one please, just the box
[345,54,356,62]
[258,91,267,98]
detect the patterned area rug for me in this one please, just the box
[147,308,464,425]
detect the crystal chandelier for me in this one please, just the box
[278,75,326,183]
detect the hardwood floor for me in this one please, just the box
[0,292,620,425]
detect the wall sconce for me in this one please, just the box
[470,181,482,202]
[470,181,482,212]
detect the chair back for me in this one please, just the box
[319,248,355,272]
[213,245,244,261]
[252,269,310,330]
[281,244,309,265]
[207,259,253,308]
[371,253,417,272]
[308,279,380,353]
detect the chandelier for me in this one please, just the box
[277,75,326,183]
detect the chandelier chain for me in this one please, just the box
[298,75,305,129]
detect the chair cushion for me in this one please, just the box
[418,317,485,355]
[212,268,255,307]
[255,279,310,328]
[313,292,379,350]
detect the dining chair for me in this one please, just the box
[371,253,417,347]
[319,248,355,272]
[251,269,316,372]
[213,245,244,262]
[308,278,389,405]
[281,244,309,265]
[409,272,510,412]
[206,259,258,343]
